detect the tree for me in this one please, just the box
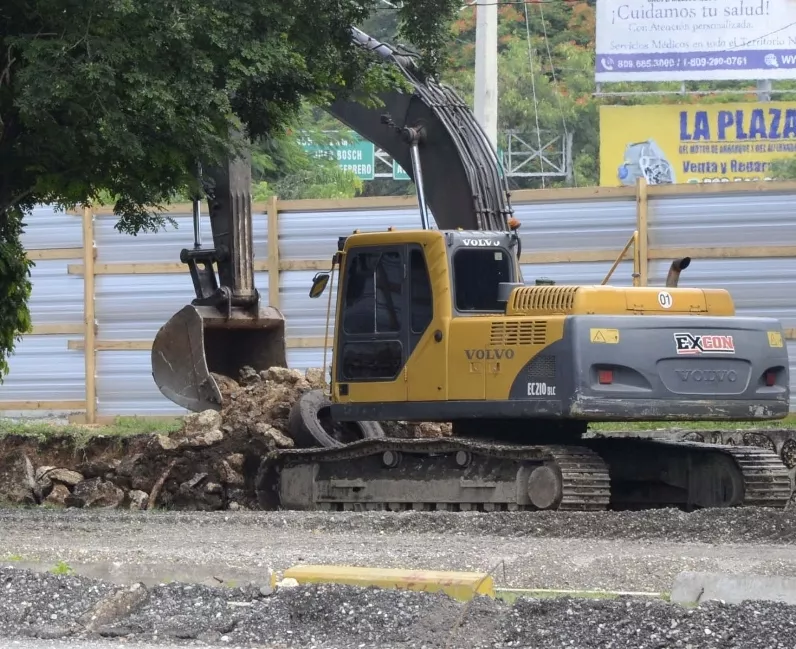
[0,0,459,379]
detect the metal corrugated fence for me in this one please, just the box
[1,182,794,419]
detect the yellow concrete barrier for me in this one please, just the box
[282,564,495,601]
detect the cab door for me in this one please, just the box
[334,244,409,403]
[406,245,447,402]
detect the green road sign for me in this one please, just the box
[300,136,375,180]
[393,160,411,180]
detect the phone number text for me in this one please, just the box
[617,56,749,70]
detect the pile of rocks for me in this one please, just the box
[0,366,452,511]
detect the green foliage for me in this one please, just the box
[0,208,32,379]
[768,157,796,180]
[0,0,459,381]
[50,560,74,576]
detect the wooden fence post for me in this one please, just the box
[267,195,280,308]
[82,205,97,424]
[635,177,649,286]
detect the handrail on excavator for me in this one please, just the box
[601,230,640,287]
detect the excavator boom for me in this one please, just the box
[151,26,513,411]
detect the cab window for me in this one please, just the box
[453,248,511,312]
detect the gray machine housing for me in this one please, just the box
[509,315,790,421]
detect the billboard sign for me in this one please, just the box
[599,102,796,186]
[596,0,796,82]
[299,135,375,180]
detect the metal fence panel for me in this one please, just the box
[279,207,422,261]
[512,199,637,253]
[95,272,270,340]
[94,211,270,263]
[649,192,796,249]
[3,195,794,416]
[21,205,83,250]
[2,336,85,402]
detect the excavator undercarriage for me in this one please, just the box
[256,431,792,513]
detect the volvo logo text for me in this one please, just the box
[675,369,738,382]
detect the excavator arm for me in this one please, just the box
[330,28,513,231]
[151,26,511,412]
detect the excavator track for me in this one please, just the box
[585,438,792,510]
[257,437,611,512]
[256,436,792,512]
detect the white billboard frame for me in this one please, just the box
[596,0,796,82]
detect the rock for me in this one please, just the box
[225,453,245,473]
[185,473,208,489]
[261,366,305,385]
[78,458,121,479]
[277,577,299,589]
[410,422,453,438]
[43,468,84,487]
[182,428,224,448]
[0,451,38,505]
[35,467,54,495]
[216,460,244,487]
[204,482,222,495]
[76,582,149,632]
[116,453,143,478]
[155,434,179,451]
[183,410,223,435]
[66,478,125,509]
[253,422,294,449]
[305,367,325,388]
[239,366,260,385]
[128,490,149,510]
[35,466,56,481]
[44,484,71,507]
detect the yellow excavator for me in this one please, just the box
[151,28,792,513]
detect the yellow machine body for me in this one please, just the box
[325,229,777,415]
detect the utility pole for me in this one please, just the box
[474,0,498,151]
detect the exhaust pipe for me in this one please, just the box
[665,257,691,288]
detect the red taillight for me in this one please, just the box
[598,369,613,385]
[765,371,777,387]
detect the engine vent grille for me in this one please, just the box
[490,321,548,346]
[509,286,579,315]
[526,355,556,381]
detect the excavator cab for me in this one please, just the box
[151,152,287,412]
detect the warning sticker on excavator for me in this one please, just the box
[590,328,619,344]
[768,331,784,348]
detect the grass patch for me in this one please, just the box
[50,560,74,576]
[0,412,793,445]
[0,416,183,443]
[590,413,796,432]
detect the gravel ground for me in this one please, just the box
[1,566,796,649]
[2,508,796,593]
[2,507,794,544]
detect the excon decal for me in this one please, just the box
[465,348,515,360]
[674,332,735,355]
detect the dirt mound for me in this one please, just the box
[0,366,452,512]
[214,366,452,441]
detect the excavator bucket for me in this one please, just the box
[151,304,287,412]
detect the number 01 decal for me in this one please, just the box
[657,291,673,309]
